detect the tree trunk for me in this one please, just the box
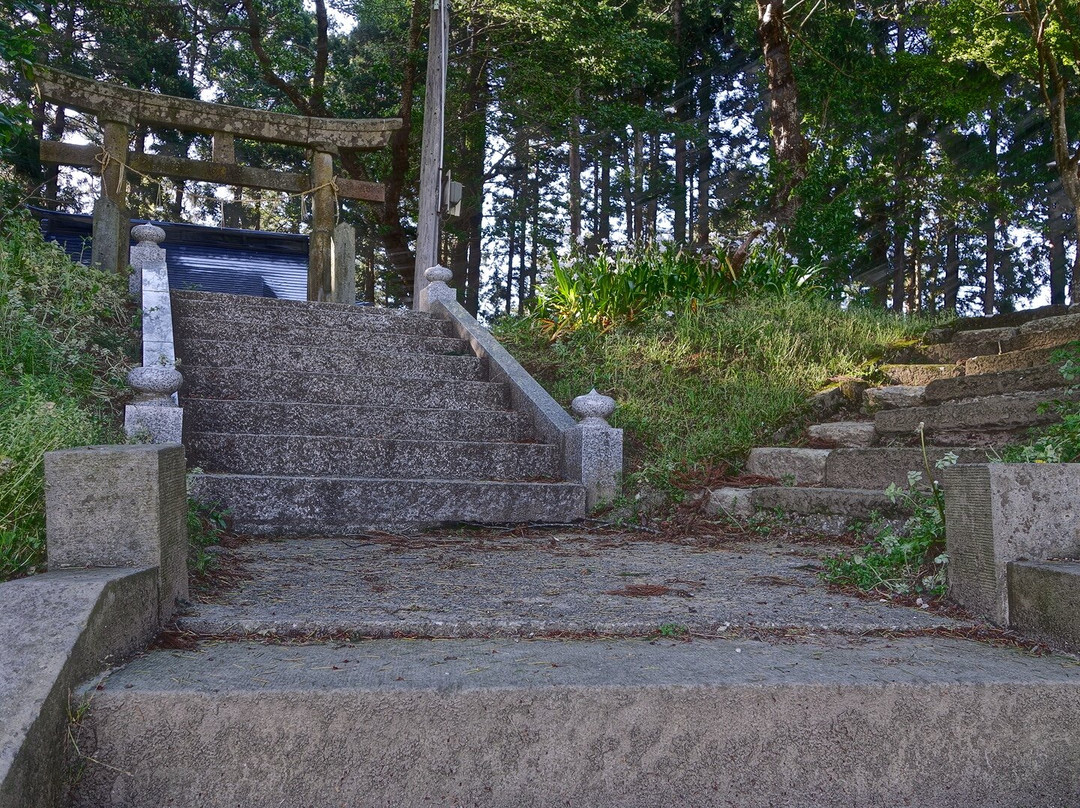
[373,0,425,294]
[695,72,712,246]
[944,223,960,314]
[599,140,612,244]
[568,92,582,242]
[755,0,810,227]
[672,0,687,245]
[984,107,999,316]
[891,212,905,313]
[1049,179,1068,306]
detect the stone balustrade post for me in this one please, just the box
[418,264,456,311]
[567,389,623,510]
[125,224,183,443]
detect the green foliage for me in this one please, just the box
[0,213,132,580]
[823,438,957,596]
[186,498,230,575]
[532,243,825,336]
[497,295,929,487]
[1001,342,1080,463]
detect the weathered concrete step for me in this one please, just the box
[70,637,1080,808]
[182,368,508,409]
[746,446,990,489]
[1005,312,1080,353]
[864,385,925,409]
[966,346,1057,376]
[174,319,467,356]
[923,304,1069,342]
[174,289,437,322]
[807,420,876,448]
[824,447,992,489]
[924,363,1065,404]
[189,474,586,534]
[1008,559,1080,653]
[880,363,962,386]
[750,485,906,517]
[177,339,485,380]
[181,398,531,442]
[172,293,453,337]
[188,433,560,481]
[875,388,1078,440]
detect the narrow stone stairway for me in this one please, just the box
[172,290,586,533]
[709,305,1080,522]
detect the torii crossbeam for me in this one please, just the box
[35,67,402,303]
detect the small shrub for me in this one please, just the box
[186,498,230,575]
[1001,341,1080,463]
[532,242,826,337]
[822,434,956,596]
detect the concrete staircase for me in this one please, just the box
[173,290,586,533]
[711,305,1080,522]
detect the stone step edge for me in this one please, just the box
[705,485,905,519]
[179,397,521,416]
[176,338,477,362]
[172,290,435,319]
[191,472,583,487]
[187,431,550,450]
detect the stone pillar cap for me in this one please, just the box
[572,388,616,424]
[132,223,165,244]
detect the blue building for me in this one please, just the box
[31,206,309,301]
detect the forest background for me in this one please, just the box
[1,0,1079,318]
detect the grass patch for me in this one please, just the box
[0,212,133,580]
[496,295,935,492]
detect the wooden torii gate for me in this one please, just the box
[35,67,402,303]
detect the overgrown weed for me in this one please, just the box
[497,295,933,492]
[0,212,132,580]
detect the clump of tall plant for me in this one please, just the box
[533,242,825,338]
[0,212,133,580]
[1001,342,1080,463]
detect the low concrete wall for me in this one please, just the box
[0,443,188,808]
[943,463,1080,625]
[0,569,159,808]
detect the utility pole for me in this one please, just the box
[414,0,449,307]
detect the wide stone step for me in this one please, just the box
[880,363,962,386]
[187,433,560,481]
[923,364,1065,404]
[965,346,1058,376]
[181,398,531,442]
[177,339,484,380]
[189,474,587,534]
[69,637,1080,808]
[824,447,993,489]
[182,368,508,409]
[746,446,991,490]
[875,388,1077,440]
[1004,312,1080,354]
[174,318,467,356]
[1008,559,1080,653]
[172,293,453,338]
[749,485,905,517]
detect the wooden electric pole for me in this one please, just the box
[414,0,449,307]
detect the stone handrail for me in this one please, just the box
[420,266,622,508]
[124,224,183,443]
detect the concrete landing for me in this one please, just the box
[70,636,1080,807]
[175,534,973,638]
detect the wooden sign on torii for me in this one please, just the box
[35,67,402,303]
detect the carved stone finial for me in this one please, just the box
[132,223,166,245]
[128,365,183,406]
[425,264,453,285]
[572,388,616,426]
